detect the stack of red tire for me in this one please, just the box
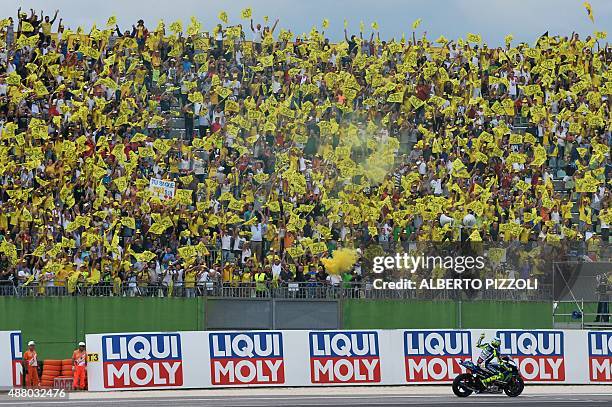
[61,359,73,377]
[40,360,62,387]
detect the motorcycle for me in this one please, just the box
[452,356,524,397]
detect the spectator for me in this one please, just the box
[0,10,608,300]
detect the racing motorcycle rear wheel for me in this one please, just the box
[503,376,525,397]
[452,373,475,397]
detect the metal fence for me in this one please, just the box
[552,299,611,330]
[1,279,554,301]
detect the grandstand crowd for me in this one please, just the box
[0,9,610,296]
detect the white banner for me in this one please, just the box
[0,331,22,390]
[85,329,612,391]
[149,178,176,200]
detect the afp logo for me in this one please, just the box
[209,332,285,385]
[404,331,471,382]
[588,332,612,382]
[309,331,380,384]
[497,330,564,381]
[102,333,183,389]
[10,332,22,387]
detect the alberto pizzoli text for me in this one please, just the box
[373,278,539,291]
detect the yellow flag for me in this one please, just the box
[583,1,595,23]
[175,189,193,205]
[21,208,33,222]
[241,8,252,19]
[170,20,183,33]
[412,19,422,30]
[218,11,228,24]
[387,91,404,103]
[228,198,244,211]
[106,16,117,27]
[178,245,197,261]
[21,21,34,32]
[468,229,482,242]
[121,217,136,229]
[131,133,147,142]
[435,35,448,44]
[322,19,329,29]
[34,81,49,97]
[267,201,281,212]
[467,33,482,43]
[6,72,21,86]
[148,223,167,235]
[113,176,128,193]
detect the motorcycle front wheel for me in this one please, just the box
[503,376,525,397]
[452,373,474,397]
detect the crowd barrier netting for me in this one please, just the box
[83,329,612,390]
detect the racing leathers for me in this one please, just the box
[476,335,510,385]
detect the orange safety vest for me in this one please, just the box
[72,350,87,367]
[24,350,38,367]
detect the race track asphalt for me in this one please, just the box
[1,386,611,406]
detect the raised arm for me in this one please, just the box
[50,9,59,25]
[270,18,279,33]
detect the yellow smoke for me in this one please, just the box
[321,248,359,275]
[341,129,398,186]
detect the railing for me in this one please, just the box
[1,279,554,301]
[552,299,611,330]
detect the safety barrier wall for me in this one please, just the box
[0,297,553,359]
[85,329,612,390]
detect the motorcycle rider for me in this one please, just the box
[476,333,511,386]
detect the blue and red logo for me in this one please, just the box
[209,332,284,385]
[588,332,612,382]
[10,332,22,387]
[309,331,380,384]
[497,330,564,381]
[404,331,471,382]
[102,333,183,389]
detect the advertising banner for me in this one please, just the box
[86,332,205,390]
[149,178,176,200]
[588,332,612,382]
[86,329,611,391]
[0,331,22,390]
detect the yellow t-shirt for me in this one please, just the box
[185,271,196,288]
[42,22,52,36]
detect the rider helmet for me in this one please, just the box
[491,336,501,348]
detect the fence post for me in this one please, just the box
[203,295,209,330]
[581,298,584,330]
[458,300,462,329]
[338,296,344,329]
[271,296,276,330]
